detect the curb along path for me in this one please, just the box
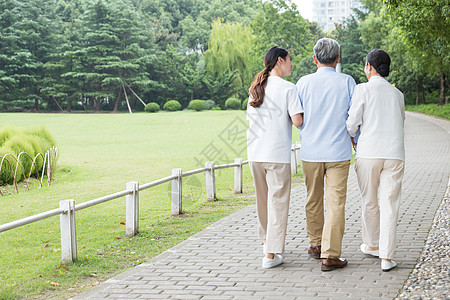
[73,112,449,300]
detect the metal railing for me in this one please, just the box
[0,142,301,264]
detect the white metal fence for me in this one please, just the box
[0,142,301,264]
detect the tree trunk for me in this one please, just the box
[89,97,95,110]
[416,76,423,105]
[439,71,446,106]
[34,98,40,112]
[67,98,72,112]
[95,98,101,112]
[113,88,122,112]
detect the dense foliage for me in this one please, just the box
[0,0,447,112]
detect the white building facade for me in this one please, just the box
[312,0,364,31]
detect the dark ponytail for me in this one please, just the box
[249,46,289,108]
[366,49,391,77]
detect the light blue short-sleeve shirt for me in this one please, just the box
[296,67,356,162]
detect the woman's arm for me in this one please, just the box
[346,85,364,137]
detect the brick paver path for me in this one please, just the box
[73,112,449,300]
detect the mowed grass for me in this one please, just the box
[0,111,302,299]
[406,103,450,120]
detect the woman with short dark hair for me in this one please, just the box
[247,46,303,269]
[347,49,405,272]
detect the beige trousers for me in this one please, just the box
[249,162,291,254]
[302,160,350,258]
[355,158,405,260]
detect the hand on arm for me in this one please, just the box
[291,113,303,128]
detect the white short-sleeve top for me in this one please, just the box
[346,76,405,160]
[247,76,303,163]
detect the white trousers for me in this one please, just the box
[355,158,405,260]
[249,162,291,254]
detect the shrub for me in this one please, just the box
[0,126,57,185]
[225,97,241,110]
[163,100,182,111]
[242,98,249,110]
[25,126,56,147]
[188,100,206,111]
[144,102,160,113]
[0,147,16,185]
[212,106,222,111]
[205,100,216,110]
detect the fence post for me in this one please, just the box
[60,199,77,264]
[205,161,216,201]
[234,158,243,194]
[126,181,139,236]
[295,142,301,166]
[171,168,182,216]
[291,145,297,175]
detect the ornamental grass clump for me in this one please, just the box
[0,125,57,185]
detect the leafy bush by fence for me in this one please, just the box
[0,126,58,193]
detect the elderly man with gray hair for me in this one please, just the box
[296,38,356,271]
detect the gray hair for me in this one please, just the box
[313,38,340,64]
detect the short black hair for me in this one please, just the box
[366,49,391,77]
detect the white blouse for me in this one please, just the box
[247,76,303,163]
[346,76,405,161]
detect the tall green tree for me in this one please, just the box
[382,0,449,105]
[251,0,313,82]
[79,0,156,112]
[204,19,257,99]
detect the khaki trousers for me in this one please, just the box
[302,160,350,258]
[355,158,405,260]
[249,162,291,254]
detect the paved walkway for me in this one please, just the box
[73,112,449,300]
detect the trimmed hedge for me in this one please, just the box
[188,100,206,111]
[0,126,57,185]
[242,98,249,110]
[225,97,241,110]
[144,102,160,113]
[163,100,182,111]
[205,100,216,110]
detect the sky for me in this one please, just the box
[292,0,313,21]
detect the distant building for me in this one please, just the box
[311,0,364,31]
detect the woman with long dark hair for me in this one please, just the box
[247,46,303,269]
[347,49,405,272]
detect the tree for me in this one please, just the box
[251,0,313,82]
[382,0,449,105]
[79,0,156,112]
[203,19,257,99]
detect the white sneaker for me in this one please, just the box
[360,244,379,257]
[381,260,397,272]
[262,254,283,269]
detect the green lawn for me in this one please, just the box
[406,103,450,120]
[0,111,302,299]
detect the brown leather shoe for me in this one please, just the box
[321,258,348,271]
[307,245,321,259]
